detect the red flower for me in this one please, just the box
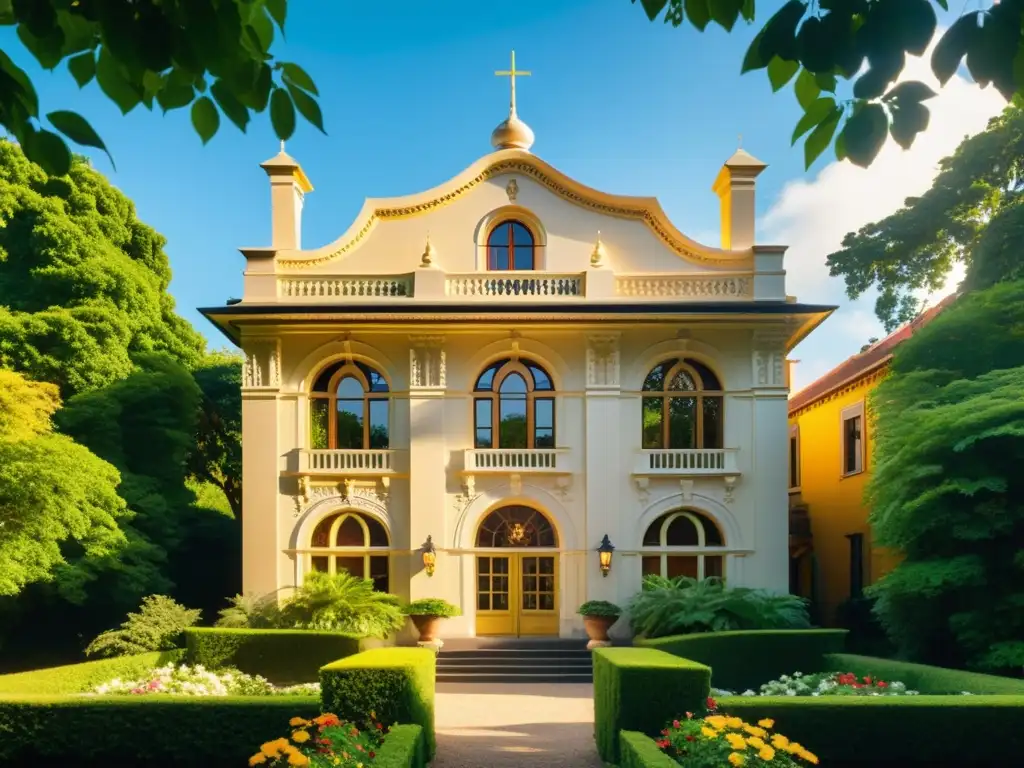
[662,729,669,736]
[685,712,693,719]
[369,752,376,759]
[656,739,670,749]
[685,736,695,742]
[672,720,681,729]
[877,681,888,688]
[864,676,872,684]
[706,697,717,711]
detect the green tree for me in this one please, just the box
[190,351,243,519]
[0,0,323,175]
[867,283,1024,672]
[633,0,1021,168]
[825,104,1024,330]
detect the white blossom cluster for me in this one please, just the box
[86,663,321,697]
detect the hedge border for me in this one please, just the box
[824,653,1024,695]
[619,730,678,768]
[375,723,427,768]
[320,647,437,761]
[593,647,710,765]
[0,650,184,696]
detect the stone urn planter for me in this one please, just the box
[577,600,622,650]
[404,598,462,651]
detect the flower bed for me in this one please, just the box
[710,670,923,698]
[250,712,387,767]
[88,663,321,697]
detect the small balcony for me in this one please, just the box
[463,448,573,475]
[296,449,401,476]
[632,448,740,477]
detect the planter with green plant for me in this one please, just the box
[578,600,622,649]
[403,599,461,645]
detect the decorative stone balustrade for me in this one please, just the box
[633,448,739,476]
[279,276,413,299]
[445,273,583,299]
[299,449,398,474]
[464,448,571,473]
[615,274,752,299]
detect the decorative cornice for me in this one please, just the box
[789,362,890,420]
[278,152,752,270]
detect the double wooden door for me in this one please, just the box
[475,553,558,636]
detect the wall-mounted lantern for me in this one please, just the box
[421,536,437,576]
[597,534,615,577]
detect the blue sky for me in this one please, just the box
[1,1,1001,392]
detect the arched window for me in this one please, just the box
[641,358,723,450]
[309,510,390,592]
[476,506,558,547]
[309,360,390,450]
[642,510,724,580]
[487,220,535,270]
[473,358,554,449]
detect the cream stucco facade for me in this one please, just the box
[203,115,832,641]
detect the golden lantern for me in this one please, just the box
[597,534,615,577]
[421,536,437,576]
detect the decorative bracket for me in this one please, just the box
[679,478,694,502]
[723,475,739,504]
[634,476,650,504]
[509,473,523,496]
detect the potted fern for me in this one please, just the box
[403,598,461,645]
[577,600,621,649]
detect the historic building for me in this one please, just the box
[787,294,955,624]
[203,57,832,640]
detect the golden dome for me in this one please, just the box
[491,112,535,151]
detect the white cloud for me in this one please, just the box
[763,37,1004,395]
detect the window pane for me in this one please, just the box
[510,221,533,246]
[311,556,329,573]
[702,396,723,449]
[789,436,799,488]
[475,427,493,449]
[370,556,389,593]
[669,369,696,391]
[844,416,862,473]
[311,515,335,547]
[703,516,724,546]
[499,387,528,448]
[666,555,698,579]
[312,361,344,393]
[310,399,329,449]
[666,515,699,546]
[641,556,661,577]
[336,400,364,449]
[489,224,510,246]
[534,429,554,448]
[489,246,510,270]
[500,373,527,393]
[475,364,499,391]
[704,555,724,579]
[337,376,363,397]
[687,359,721,390]
[337,516,365,547]
[668,397,697,449]
[522,593,537,610]
[643,361,673,392]
[368,399,389,449]
[539,593,554,610]
[368,370,389,392]
[366,516,389,547]
[529,365,552,390]
[642,397,664,449]
[642,518,661,547]
[493,593,508,610]
[534,398,553,429]
[475,399,493,448]
[478,593,491,610]
[513,246,534,270]
[334,556,365,578]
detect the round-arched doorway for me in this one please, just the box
[474,505,559,637]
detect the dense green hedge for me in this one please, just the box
[375,724,427,768]
[0,650,184,696]
[320,647,437,761]
[0,696,321,766]
[184,627,363,684]
[593,647,710,765]
[824,653,1024,695]
[716,695,1024,766]
[636,629,847,691]
[619,730,677,768]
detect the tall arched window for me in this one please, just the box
[641,358,723,450]
[487,220,535,270]
[642,510,724,580]
[309,510,390,592]
[474,358,554,449]
[309,360,390,450]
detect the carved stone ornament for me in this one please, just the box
[409,335,446,388]
[679,478,694,502]
[586,333,620,388]
[555,475,572,501]
[751,330,789,388]
[634,476,650,504]
[293,478,390,518]
[509,473,523,497]
[723,475,739,504]
[420,233,436,268]
[243,337,281,388]
[454,475,480,516]
[505,178,519,202]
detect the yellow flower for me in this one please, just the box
[248,754,268,767]
[728,753,746,766]
[705,715,728,729]
[287,752,310,767]
[785,742,804,755]
[260,742,281,758]
[726,717,744,730]
[291,730,311,744]
[771,734,790,749]
[726,733,748,751]
[701,726,720,739]
[799,749,819,765]
[290,717,309,727]
[746,736,766,750]
[758,744,776,761]
[758,718,775,729]
[743,725,767,738]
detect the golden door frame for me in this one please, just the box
[474,505,560,637]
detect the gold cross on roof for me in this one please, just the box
[495,50,531,116]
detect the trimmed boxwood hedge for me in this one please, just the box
[824,653,1024,695]
[593,647,710,765]
[320,647,437,761]
[375,723,427,768]
[636,629,848,692]
[0,650,184,696]
[619,730,678,767]
[184,627,363,684]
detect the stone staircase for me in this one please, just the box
[435,637,594,684]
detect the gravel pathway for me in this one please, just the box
[432,683,607,767]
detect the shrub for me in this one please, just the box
[578,600,622,617]
[403,598,461,618]
[823,653,1024,695]
[593,646,711,765]
[185,627,363,684]
[0,650,184,696]
[628,577,811,639]
[320,647,437,761]
[374,723,427,768]
[84,595,201,658]
[636,630,847,692]
[216,592,284,629]
[279,571,405,638]
[620,730,679,768]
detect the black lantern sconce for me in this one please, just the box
[421,536,436,576]
[597,534,615,577]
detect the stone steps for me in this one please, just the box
[436,638,594,684]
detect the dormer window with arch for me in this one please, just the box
[473,358,554,449]
[309,360,390,450]
[641,358,723,450]
[487,220,535,270]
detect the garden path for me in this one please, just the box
[432,682,607,767]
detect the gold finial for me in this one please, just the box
[421,232,435,268]
[591,230,605,267]
[495,49,531,117]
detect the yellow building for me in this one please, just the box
[787,296,955,624]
